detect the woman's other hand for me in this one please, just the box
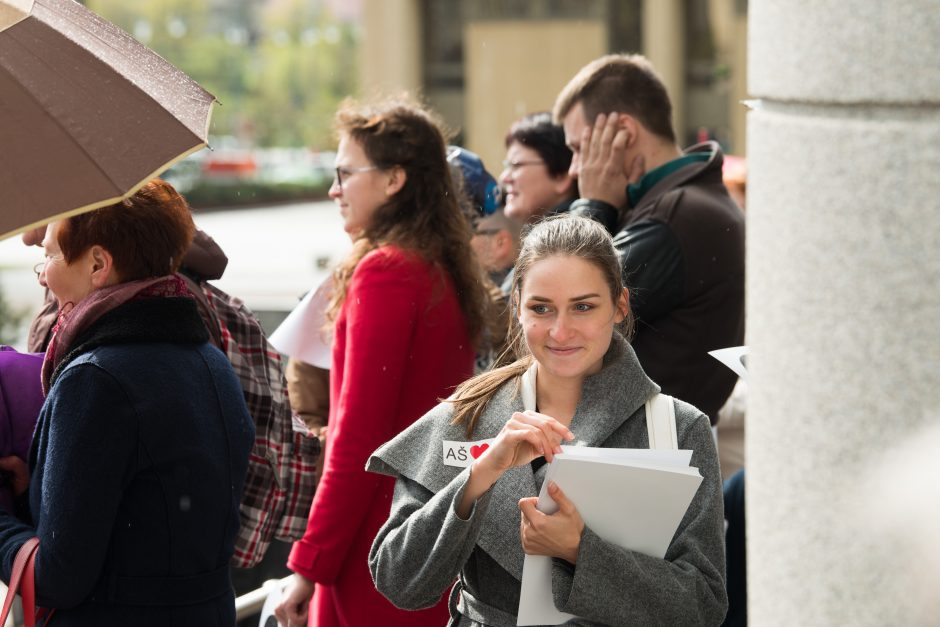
[577,113,632,208]
[0,456,30,496]
[456,411,574,519]
[518,481,585,564]
[478,410,574,474]
[274,573,314,627]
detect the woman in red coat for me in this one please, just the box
[275,99,488,626]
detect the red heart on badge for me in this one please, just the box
[469,443,489,459]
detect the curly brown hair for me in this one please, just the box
[326,97,488,346]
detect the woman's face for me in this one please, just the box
[500,142,573,224]
[38,221,96,309]
[328,135,390,237]
[518,254,627,384]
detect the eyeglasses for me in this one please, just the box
[501,159,544,172]
[473,228,501,237]
[33,254,63,278]
[334,165,380,192]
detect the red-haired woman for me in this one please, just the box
[0,180,254,625]
[275,99,487,626]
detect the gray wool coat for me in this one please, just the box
[366,335,727,626]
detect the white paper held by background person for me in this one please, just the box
[269,275,333,368]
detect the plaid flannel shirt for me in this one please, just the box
[192,281,320,568]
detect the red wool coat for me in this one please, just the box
[288,245,474,626]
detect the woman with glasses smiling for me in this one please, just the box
[275,97,488,627]
[500,112,578,225]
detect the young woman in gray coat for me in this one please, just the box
[367,215,727,626]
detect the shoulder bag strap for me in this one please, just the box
[520,362,537,412]
[645,393,678,450]
[1,536,40,627]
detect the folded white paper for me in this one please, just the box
[517,446,702,626]
[707,346,749,382]
[258,580,283,627]
[268,276,333,368]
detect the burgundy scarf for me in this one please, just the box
[41,275,191,394]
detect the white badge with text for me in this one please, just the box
[442,439,495,467]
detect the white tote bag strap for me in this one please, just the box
[645,393,678,450]
[520,362,538,412]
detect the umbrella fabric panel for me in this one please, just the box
[32,0,215,136]
[0,0,215,240]
[0,14,202,198]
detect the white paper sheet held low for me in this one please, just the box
[268,275,333,368]
[707,346,749,382]
[517,446,702,626]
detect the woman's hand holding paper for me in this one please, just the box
[518,481,584,564]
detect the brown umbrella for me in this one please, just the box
[0,0,216,240]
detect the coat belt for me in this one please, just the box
[449,579,518,627]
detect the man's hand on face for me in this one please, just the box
[577,112,644,208]
[577,112,629,207]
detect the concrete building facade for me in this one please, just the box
[360,0,748,172]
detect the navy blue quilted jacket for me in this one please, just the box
[0,296,254,626]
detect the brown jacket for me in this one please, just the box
[617,142,745,421]
[572,142,745,421]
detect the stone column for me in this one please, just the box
[747,2,940,625]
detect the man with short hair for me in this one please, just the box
[470,209,521,287]
[554,53,745,423]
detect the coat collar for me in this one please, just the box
[629,141,724,214]
[49,296,208,390]
[567,334,659,446]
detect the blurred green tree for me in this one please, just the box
[88,0,358,148]
[249,0,358,148]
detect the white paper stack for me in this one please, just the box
[517,446,702,626]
